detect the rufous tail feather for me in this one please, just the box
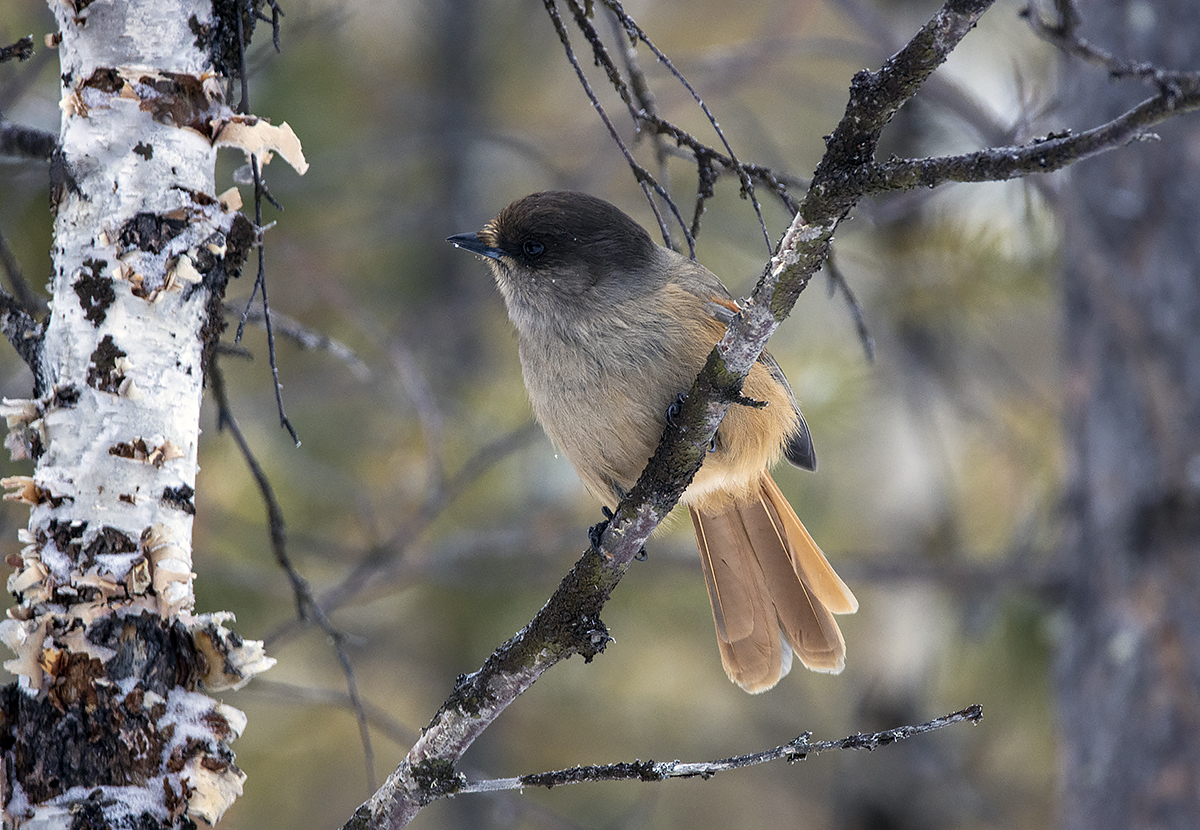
[690,474,856,693]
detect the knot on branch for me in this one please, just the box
[570,615,612,662]
[410,758,465,803]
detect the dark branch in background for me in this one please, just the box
[210,357,377,789]
[231,303,370,379]
[267,420,542,649]
[0,36,34,64]
[0,123,56,160]
[1023,0,1190,90]
[542,0,693,256]
[458,705,983,794]
[0,230,48,317]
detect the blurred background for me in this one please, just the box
[1,0,1068,827]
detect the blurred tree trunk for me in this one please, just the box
[1056,1,1200,827]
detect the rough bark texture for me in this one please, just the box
[1056,1,1200,827]
[0,2,274,827]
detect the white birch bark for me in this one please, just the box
[0,1,294,826]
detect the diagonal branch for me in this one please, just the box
[346,2,995,829]
[862,84,1200,193]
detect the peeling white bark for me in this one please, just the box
[0,2,282,827]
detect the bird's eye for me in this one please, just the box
[522,240,545,258]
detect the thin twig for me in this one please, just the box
[251,152,298,446]
[260,0,285,52]
[544,0,695,257]
[232,1,298,446]
[606,12,672,210]
[456,705,984,794]
[600,0,773,253]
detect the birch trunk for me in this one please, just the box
[0,1,284,826]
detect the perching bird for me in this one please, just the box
[449,191,857,692]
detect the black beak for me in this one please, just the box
[446,233,504,261]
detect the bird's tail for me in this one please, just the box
[689,474,858,693]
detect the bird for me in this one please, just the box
[448,190,857,692]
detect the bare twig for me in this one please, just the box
[600,0,773,252]
[457,705,983,794]
[232,2,299,447]
[543,0,694,256]
[554,0,808,230]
